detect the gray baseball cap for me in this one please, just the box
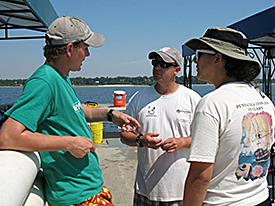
[184,27,258,63]
[148,46,182,66]
[46,16,105,47]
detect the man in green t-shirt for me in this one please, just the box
[0,16,140,206]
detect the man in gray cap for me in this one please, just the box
[0,16,140,205]
[182,27,274,206]
[120,46,201,206]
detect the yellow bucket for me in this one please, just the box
[91,122,103,143]
[87,101,98,108]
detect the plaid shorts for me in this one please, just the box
[48,186,115,206]
[133,192,182,206]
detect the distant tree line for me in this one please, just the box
[0,76,264,86]
[0,79,27,86]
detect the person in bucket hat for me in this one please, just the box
[182,27,275,205]
[120,46,201,205]
[0,16,140,206]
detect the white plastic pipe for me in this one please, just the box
[23,170,45,206]
[0,150,41,206]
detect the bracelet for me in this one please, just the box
[107,109,114,122]
[136,133,144,147]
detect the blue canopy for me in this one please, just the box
[0,0,58,40]
[229,6,275,48]
[182,6,275,57]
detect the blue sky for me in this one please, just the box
[0,0,274,79]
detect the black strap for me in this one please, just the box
[107,109,114,122]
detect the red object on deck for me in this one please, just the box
[113,90,126,107]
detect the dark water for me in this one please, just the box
[1,84,274,131]
[3,84,274,132]
[0,85,216,106]
[74,86,149,105]
[0,85,215,132]
[0,87,23,106]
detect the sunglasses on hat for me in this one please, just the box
[195,49,216,61]
[151,59,177,69]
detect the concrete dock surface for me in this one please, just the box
[96,138,137,206]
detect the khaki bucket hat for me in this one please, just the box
[184,27,258,63]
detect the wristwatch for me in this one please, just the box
[136,133,144,147]
[107,109,114,122]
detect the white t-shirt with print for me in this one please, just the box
[188,82,275,205]
[126,85,201,201]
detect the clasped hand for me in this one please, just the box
[142,133,184,153]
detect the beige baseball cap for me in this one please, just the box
[46,16,105,47]
[148,46,182,66]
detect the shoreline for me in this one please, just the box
[1,83,271,88]
[73,84,150,87]
[0,84,214,88]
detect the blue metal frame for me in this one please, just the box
[0,0,58,40]
[229,6,275,45]
[24,0,58,29]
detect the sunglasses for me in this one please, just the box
[151,59,177,69]
[195,49,216,61]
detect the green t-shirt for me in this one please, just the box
[5,64,103,205]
